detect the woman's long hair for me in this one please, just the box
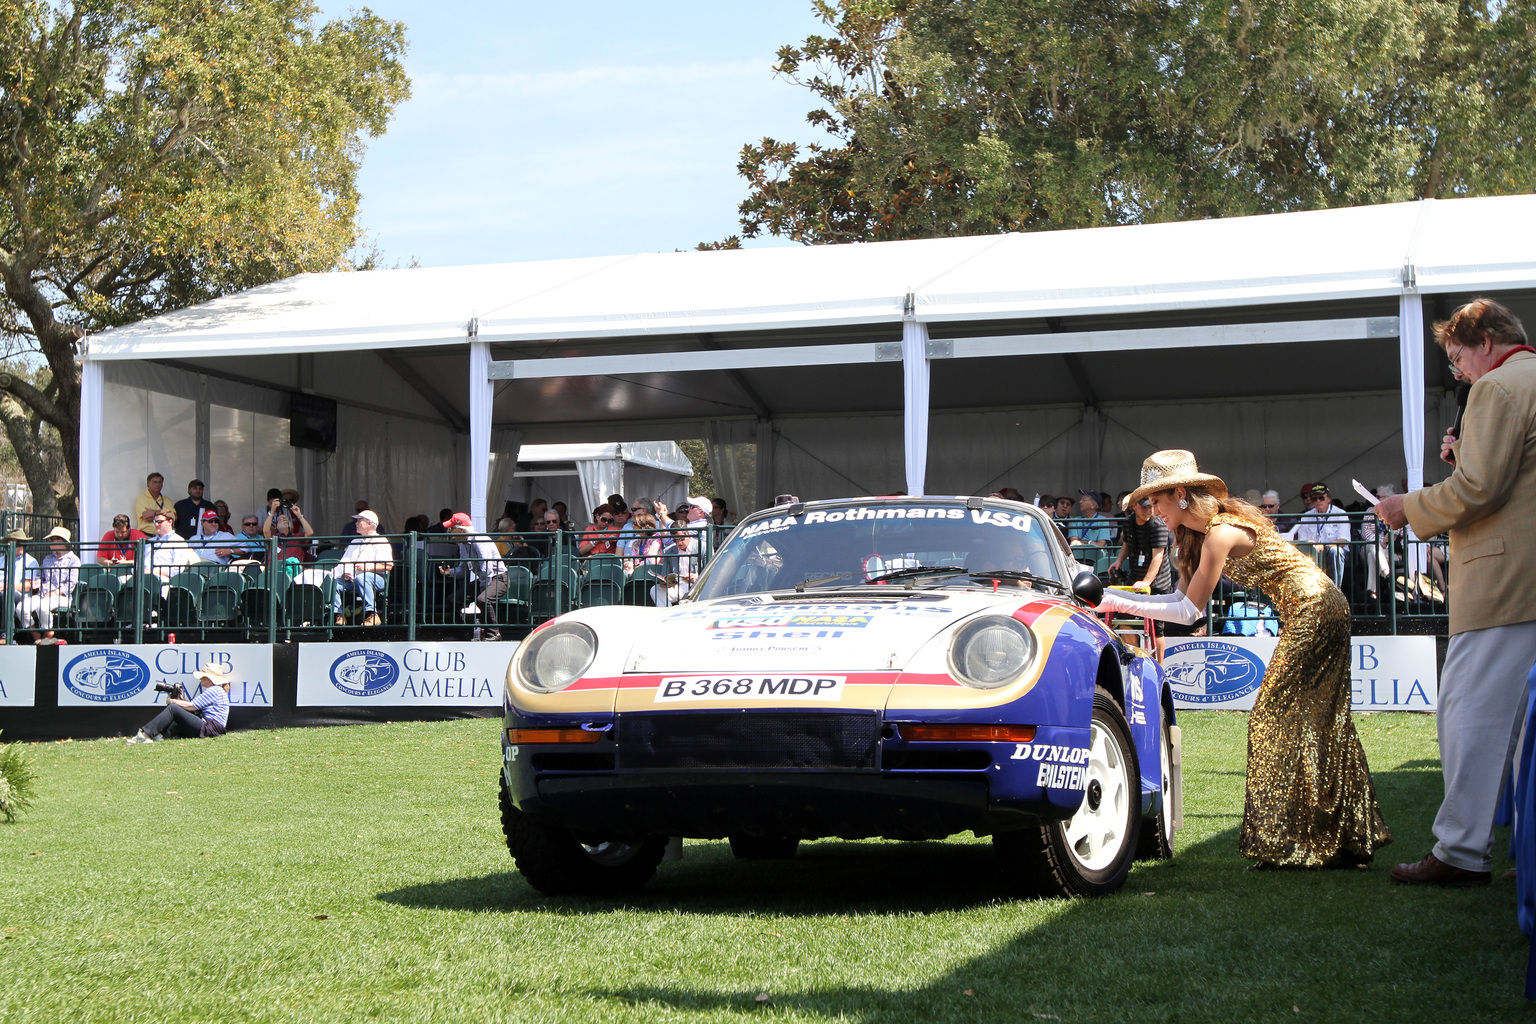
[1164,486,1276,582]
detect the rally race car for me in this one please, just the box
[499,495,1182,898]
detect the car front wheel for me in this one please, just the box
[994,686,1142,897]
[500,776,667,895]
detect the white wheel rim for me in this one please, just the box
[1062,718,1133,872]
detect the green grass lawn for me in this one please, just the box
[1,712,1529,1023]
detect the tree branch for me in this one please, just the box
[0,369,68,429]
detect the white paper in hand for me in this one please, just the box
[1352,479,1379,507]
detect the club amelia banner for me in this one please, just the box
[57,645,275,708]
[1165,635,1438,711]
[296,643,514,706]
[0,647,38,706]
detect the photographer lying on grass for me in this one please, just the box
[125,664,231,744]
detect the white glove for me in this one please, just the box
[1093,588,1203,625]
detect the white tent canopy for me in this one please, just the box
[79,195,1536,543]
[508,442,693,524]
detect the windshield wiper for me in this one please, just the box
[868,565,969,586]
[794,565,965,591]
[966,569,1069,593]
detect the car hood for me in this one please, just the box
[623,589,1049,674]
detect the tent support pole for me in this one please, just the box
[79,356,105,543]
[1400,287,1425,491]
[469,339,493,531]
[902,315,931,497]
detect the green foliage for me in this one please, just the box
[0,0,411,515]
[0,731,38,822]
[739,0,1536,243]
[676,438,717,496]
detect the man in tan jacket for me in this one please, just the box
[1377,297,1536,887]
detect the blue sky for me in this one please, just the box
[317,1,835,267]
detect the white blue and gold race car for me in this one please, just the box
[499,495,1181,897]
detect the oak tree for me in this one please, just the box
[0,0,410,516]
[737,1,1536,244]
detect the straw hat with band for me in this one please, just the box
[194,664,231,689]
[5,527,30,542]
[1122,450,1228,510]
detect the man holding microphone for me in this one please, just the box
[1376,297,1536,887]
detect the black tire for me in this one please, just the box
[994,686,1142,897]
[499,777,666,895]
[1135,709,1176,861]
[728,834,801,860]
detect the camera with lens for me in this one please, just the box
[152,681,184,698]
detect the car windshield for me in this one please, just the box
[693,501,1065,600]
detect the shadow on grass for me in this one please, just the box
[580,766,1530,1021]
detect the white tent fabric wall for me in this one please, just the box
[574,459,623,519]
[768,416,908,505]
[101,382,197,527]
[484,429,523,527]
[307,407,459,536]
[704,419,758,521]
[98,361,458,537]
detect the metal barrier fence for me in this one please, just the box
[0,526,722,645]
[1056,512,1449,636]
[0,516,1446,643]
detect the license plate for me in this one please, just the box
[654,676,846,703]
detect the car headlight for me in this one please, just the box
[947,615,1037,689]
[515,622,598,693]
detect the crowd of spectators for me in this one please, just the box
[0,464,1442,645]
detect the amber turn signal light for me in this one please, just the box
[507,728,602,745]
[901,724,1037,743]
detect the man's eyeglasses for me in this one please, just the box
[242,520,258,527]
[630,506,646,513]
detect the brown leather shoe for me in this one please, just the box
[1389,853,1491,888]
[363,612,381,626]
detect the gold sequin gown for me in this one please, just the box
[1209,513,1392,866]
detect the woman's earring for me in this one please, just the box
[1178,498,1189,509]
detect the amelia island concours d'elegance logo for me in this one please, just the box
[1164,640,1266,704]
[63,649,152,703]
[329,649,401,698]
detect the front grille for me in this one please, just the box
[617,711,879,771]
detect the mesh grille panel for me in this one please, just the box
[618,711,879,770]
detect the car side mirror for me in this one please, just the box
[1071,569,1103,607]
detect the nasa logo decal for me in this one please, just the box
[329,649,401,698]
[1164,640,1266,703]
[62,649,152,703]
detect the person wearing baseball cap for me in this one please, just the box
[188,509,242,565]
[1286,482,1349,585]
[442,513,509,640]
[125,663,232,743]
[331,509,393,626]
[1092,449,1390,870]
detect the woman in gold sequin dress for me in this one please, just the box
[1095,450,1391,868]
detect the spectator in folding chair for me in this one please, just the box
[231,513,266,564]
[145,511,201,592]
[187,510,243,564]
[654,528,704,608]
[444,513,510,640]
[623,508,667,575]
[21,526,78,644]
[97,513,147,572]
[2,528,38,636]
[331,510,393,626]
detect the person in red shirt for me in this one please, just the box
[578,504,620,557]
[97,513,147,569]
